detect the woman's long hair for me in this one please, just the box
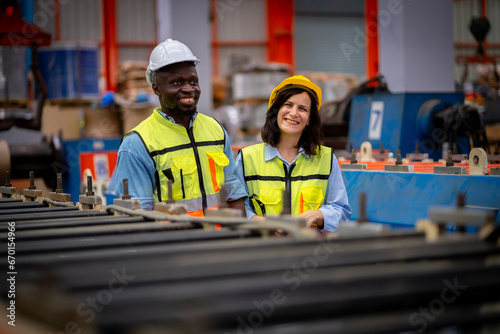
[261,87,323,156]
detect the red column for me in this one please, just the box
[365,0,379,79]
[102,0,118,92]
[211,0,220,77]
[481,0,487,56]
[54,0,60,41]
[266,0,294,70]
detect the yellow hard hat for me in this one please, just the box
[268,75,322,110]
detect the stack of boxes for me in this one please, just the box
[116,61,153,103]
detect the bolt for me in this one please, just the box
[446,150,454,167]
[56,173,63,193]
[457,192,465,208]
[395,150,402,165]
[380,143,385,154]
[4,170,11,187]
[85,175,94,196]
[28,171,36,190]
[351,149,357,164]
[358,192,367,223]
[166,179,174,204]
[122,178,131,200]
[218,184,228,208]
[415,143,419,154]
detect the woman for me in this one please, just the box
[235,75,351,232]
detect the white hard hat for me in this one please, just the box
[146,38,200,85]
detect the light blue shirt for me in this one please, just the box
[109,109,248,210]
[235,144,351,231]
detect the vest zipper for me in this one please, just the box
[282,162,296,214]
[187,127,207,210]
[180,169,185,199]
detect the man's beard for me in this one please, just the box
[172,106,197,118]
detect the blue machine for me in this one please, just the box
[341,170,500,228]
[348,92,465,160]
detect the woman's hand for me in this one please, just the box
[297,210,324,228]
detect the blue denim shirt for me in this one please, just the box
[235,144,351,231]
[109,109,248,210]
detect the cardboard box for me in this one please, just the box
[121,103,155,134]
[84,106,122,138]
[41,105,82,140]
[486,124,500,143]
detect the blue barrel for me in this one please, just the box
[38,42,99,101]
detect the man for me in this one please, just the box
[111,39,247,216]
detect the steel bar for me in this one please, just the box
[0,215,150,232]
[0,208,106,222]
[0,198,22,203]
[0,201,47,209]
[11,221,195,241]
[0,205,78,216]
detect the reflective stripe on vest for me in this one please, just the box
[127,109,228,215]
[241,143,332,217]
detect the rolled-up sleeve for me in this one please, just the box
[110,133,155,211]
[319,155,352,231]
[235,151,257,220]
[222,130,248,203]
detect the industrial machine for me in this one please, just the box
[348,91,468,160]
[319,74,499,231]
[321,74,490,161]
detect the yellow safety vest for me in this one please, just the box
[127,109,229,216]
[240,143,332,217]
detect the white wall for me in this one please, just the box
[155,0,212,112]
[378,0,455,92]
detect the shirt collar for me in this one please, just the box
[155,107,198,127]
[264,143,310,162]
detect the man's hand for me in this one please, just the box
[297,210,324,228]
